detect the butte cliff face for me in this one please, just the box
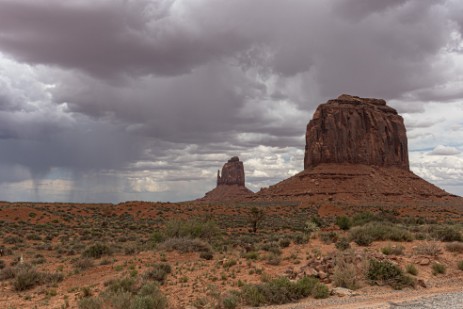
[254,94,461,205]
[200,156,254,201]
[217,156,245,186]
[304,94,409,170]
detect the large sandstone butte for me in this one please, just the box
[304,94,409,169]
[199,156,254,201]
[253,95,462,205]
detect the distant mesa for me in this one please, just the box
[253,94,462,205]
[304,94,409,169]
[199,156,254,201]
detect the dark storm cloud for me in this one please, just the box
[0,0,255,78]
[0,0,461,202]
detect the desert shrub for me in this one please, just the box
[160,237,212,253]
[413,242,441,256]
[335,237,351,251]
[367,259,414,290]
[333,261,359,290]
[312,282,329,299]
[222,293,239,309]
[260,242,282,255]
[104,277,137,294]
[431,262,446,275]
[350,223,413,246]
[458,261,463,271]
[242,251,259,260]
[4,235,23,244]
[74,258,95,271]
[279,238,291,248]
[336,216,352,230]
[164,219,220,241]
[199,251,213,260]
[349,228,374,246]
[0,260,5,270]
[432,226,462,242]
[319,231,338,244]
[240,276,322,306]
[0,266,15,280]
[150,231,165,245]
[82,243,112,259]
[405,264,418,276]
[131,282,167,309]
[78,297,102,309]
[352,212,377,226]
[266,253,281,266]
[143,263,172,284]
[223,259,237,269]
[293,233,308,244]
[381,244,404,256]
[13,267,62,291]
[445,242,463,253]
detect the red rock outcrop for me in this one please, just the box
[304,94,409,170]
[199,156,254,201]
[217,156,245,186]
[252,94,462,206]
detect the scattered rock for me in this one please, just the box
[331,287,358,297]
[417,258,431,266]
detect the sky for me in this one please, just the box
[0,0,462,203]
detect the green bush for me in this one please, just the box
[144,263,172,284]
[350,223,413,246]
[240,276,322,306]
[458,260,463,271]
[319,231,338,244]
[433,226,462,242]
[336,216,352,230]
[13,267,41,291]
[405,264,418,276]
[78,297,102,309]
[279,238,291,248]
[222,294,239,309]
[335,238,351,251]
[199,251,213,260]
[312,282,329,299]
[367,259,414,290]
[431,262,446,275]
[164,219,220,241]
[82,243,112,259]
[445,242,463,253]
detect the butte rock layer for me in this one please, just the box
[254,95,462,206]
[200,156,254,201]
[304,94,408,169]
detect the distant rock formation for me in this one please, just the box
[217,156,245,186]
[199,156,254,201]
[253,94,461,205]
[304,94,409,170]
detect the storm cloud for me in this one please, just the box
[0,0,462,202]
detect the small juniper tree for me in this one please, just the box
[249,207,265,233]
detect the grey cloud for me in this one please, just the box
[428,145,461,156]
[0,0,462,202]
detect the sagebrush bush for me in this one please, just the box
[319,231,338,244]
[160,237,212,253]
[431,262,446,275]
[164,219,220,241]
[413,242,441,256]
[240,276,322,306]
[82,243,112,259]
[143,263,172,284]
[367,259,414,290]
[350,223,413,246]
[405,264,418,276]
[336,216,352,230]
[432,226,462,242]
[445,242,463,253]
[335,238,351,251]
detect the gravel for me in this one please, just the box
[385,291,463,309]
